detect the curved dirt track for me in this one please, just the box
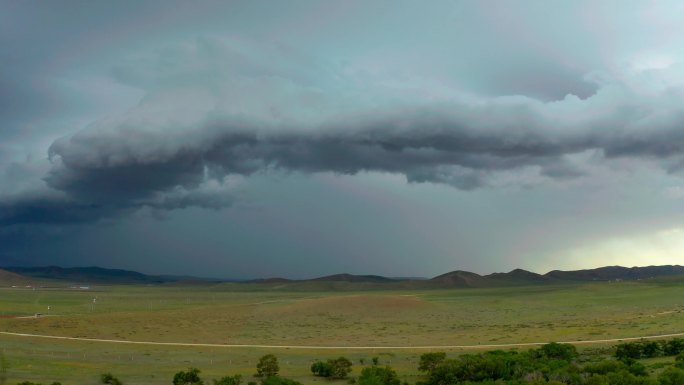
[3,330,684,350]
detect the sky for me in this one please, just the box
[2,0,684,279]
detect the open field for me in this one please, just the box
[1,280,684,384]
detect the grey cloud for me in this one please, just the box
[4,28,684,227]
[0,91,679,227]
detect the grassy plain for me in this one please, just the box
[1,280,684,384]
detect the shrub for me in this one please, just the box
[418,352,447,374]
[358,366,400,385]
[256,355,280,378]
[659,367,684,385]
[538,343,578,361]
[676,353,684,370]
[666,340,684,357]
[213,375,242,385]
[173,368,204,385]
[101,373,123,385]
[312,361,333,378]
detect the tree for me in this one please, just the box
[659,367,684,385]
[358,366,400,385]
[101,373,123,385]
[173,368,204,385]
[676,353,684,369]
[213,375,242,385]
[642,342,662,358]
[311,357,352,379]
[330,357,353,379]
[256,355,280,378]
[539,342,578,361]
[311,361,333,378]
[418,352,446,374]
[616,343,643,361]
[665,340,684,356]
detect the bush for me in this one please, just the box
[101,373,123,385]
[642,342,663,358]
[418,352,447,374]
[330,357,353,379]
[666,340,684,357]
[583,360,627,375]
[659,367,684,385]
[256,355,280,378]
[616,343,644,361]
[312,361,333,378]
[676,353,684,370]
[312,357,353,379]
[358,366,400,385]
[538,343,579,361]
[173,368,204,385]
[213,375,242,385]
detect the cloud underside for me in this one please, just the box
[1,97,682,227]
[3,37,684,226]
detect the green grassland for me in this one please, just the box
[1,279,684,384]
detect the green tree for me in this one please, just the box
[173,368,204,385]
[358,366,400,385]
[538,342,578,361]
[642,342,662,358]
[311,361,333,378]
[616,343,643,361]
[100,373,123,385]
[659,367,684,385]
[676,353,684,369]
[329,357,353,379]
[213,375,242,385]
[311,357,352,379]
[418,352,446,374]
[101,373,123,385]
[666,340,684,356]
[256,355,280,378]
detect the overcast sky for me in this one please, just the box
[2,0,684,278]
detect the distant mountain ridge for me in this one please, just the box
[311,273,395,283]
[1,266,216,284]
[545,265,684,281]
[2,264,684,287]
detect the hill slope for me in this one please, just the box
[429,270,486,287]
[311,273,396,283]
[3,266,173,284]
[0,268,34,286]
[544,265,684,281]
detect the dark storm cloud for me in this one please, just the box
[2,91,684,227]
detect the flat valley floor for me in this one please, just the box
[1,280,683,384]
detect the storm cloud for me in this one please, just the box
[4,0,684,277]
[5,74,684,226]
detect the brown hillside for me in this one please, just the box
[0,268,33,286]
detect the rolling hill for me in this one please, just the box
[0,268,34,286]
[0,266,208,284]
[3,264,683,288]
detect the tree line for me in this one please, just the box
[7,341,684,385]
